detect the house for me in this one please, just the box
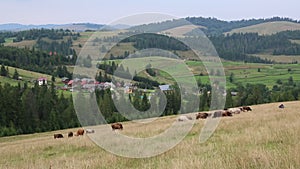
[67,80,74,86]
[159,84,171,91]
[61,77,69,84]
[124,86,133,94]
[38,77,47,86]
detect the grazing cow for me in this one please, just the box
[242,106,252,112]
[279,104,285,109]
[178,115,189,121]
[228,108,241,114]
[187,116,193,120]
[54,134,63,139]
[222,110,232,117]
[111,123,123,130]
[212,111,222,118]
[86,129,95,134]
[68,132,73,137]
[76,128,85,136]
[196,112,209,119]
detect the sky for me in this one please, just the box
[1,0,300,25]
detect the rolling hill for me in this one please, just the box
[0,101,299,169]
[226,21,300,35]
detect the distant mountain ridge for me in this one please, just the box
[0,23,105,32]
[2,16,300,34]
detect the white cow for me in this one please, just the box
[228,108,241,114]
[177,115,189,121]
[86,129,95,134]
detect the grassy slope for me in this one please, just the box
[0,101,299,169]
[253,54,300,63]
[106,58,300,89]
[226,21,300,35]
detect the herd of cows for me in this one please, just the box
[52,104,288,140]
[53,128,91,139]
[53,123,123,139]
[195,106,252,120]
[178,106,253,121]
[53,107,253,139]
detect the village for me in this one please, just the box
[36,76,173,95]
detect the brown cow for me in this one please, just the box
[222,110,232,117]
[212,110,232,118]
[212,111,222,118]
[76,128,85,136]
[111,123,123,130]
[54,134,63,139]
[196,113,209,119]
[68,132,73,137]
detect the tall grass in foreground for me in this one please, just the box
[0,101,299,169]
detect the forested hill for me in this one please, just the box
[131,16,300,36]
[186,16,300,35]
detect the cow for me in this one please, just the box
[86,129,95,134]
[54,134,63,139]
[228,108,241,114]
[187,116,193,120]
[212,110,232,117]
[111,123,123,130]
[279,104,285,109]
[212,111,222,118]
[76,128,85,136]
[178,115,189,121]
[242,106,252,111]
[222,110,232,117]
[196,112,209,119]
[68,132,73,137]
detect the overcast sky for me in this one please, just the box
[1,0,300,24]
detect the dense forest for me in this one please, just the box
[0,45,75,75]
[0,82,79,136]
[209,31,300,63]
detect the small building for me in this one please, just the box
[124,86,133,94]
[38,77,47,86]
[61,77,69,84]
[159,84,171,91]
[231,92,238,96]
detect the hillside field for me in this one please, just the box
[0,101,299,169]
[226,21,300,35]
[97,58,300,89]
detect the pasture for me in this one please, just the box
[0,101,299,169]
[99,57,300,89]
[225,21,300,35]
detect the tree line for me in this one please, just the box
[210,31,300,62]
[108,30,300,63]
[0,82,80,137]
[0,45,75,75]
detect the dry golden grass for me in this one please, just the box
[254,54,300,63]
[0,101,300,169]
[4,40,36,49]
[160,25,206,37]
